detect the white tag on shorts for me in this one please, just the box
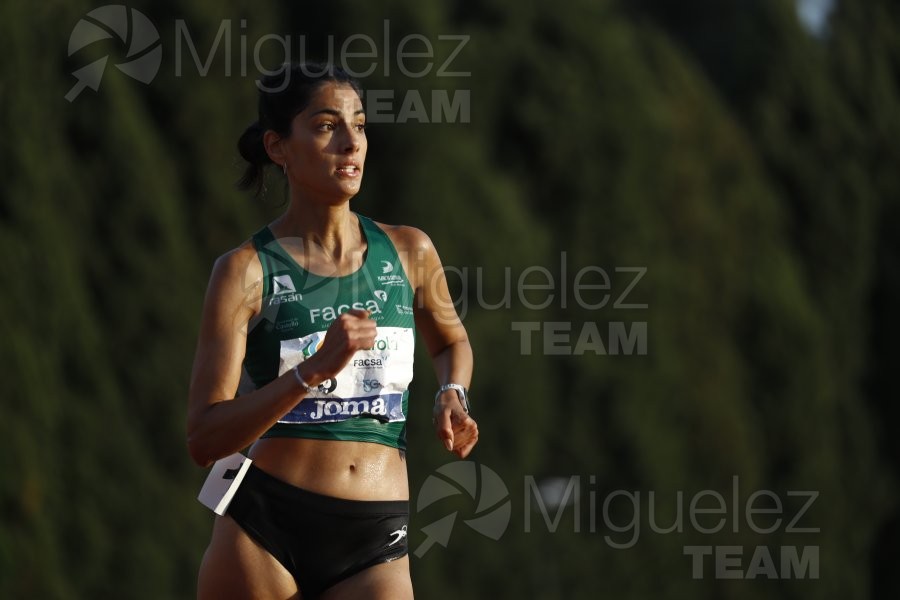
[197,453,252,516]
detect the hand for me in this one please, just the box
[302,309,376,384]
[433,391,479,458]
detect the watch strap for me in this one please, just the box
[435,383,470,413]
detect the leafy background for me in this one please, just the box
[1,0,897,598]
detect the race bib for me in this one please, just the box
[277,327,415,424]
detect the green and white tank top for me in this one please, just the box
[243,214,416,449]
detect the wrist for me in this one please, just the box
[293,362,328,393]
[434,383,470,413]
[293,363,315,393]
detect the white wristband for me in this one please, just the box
[293,365,315,394]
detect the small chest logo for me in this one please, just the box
[273,275,296,295]
[269,275,302,306]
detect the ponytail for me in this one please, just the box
[236,121,270,195]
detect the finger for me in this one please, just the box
[455,432,479,459]
[450,413,476,433]
[350,328,377,344]
[454,422,478,449]
[436,411,454,452]
[341,317,375,335]
[343,308,371,320]
[346,319,377,348]
[452,420,478,455]
[441,432,453,452]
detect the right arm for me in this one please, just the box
[186,245,376,467]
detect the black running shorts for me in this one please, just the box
[227,464,409,598]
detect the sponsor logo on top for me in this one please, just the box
[378,259,407,286]
[308,290,393,324]
[268,274,303,306]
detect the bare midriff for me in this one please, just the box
[248,437,409,501]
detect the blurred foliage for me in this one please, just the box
[0,0,897,598]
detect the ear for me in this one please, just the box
[263,130,285,166]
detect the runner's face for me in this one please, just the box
[284,82,367,202]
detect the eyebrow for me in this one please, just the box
[309,108,366,118]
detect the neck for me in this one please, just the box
[273,192,361,261]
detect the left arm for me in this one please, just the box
[388,225,478,458]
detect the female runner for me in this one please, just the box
[187,63,478,599]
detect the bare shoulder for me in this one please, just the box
[204,239,263,315]
[373,221,437,255]
[371,221,442,290]
[212,239,262,284]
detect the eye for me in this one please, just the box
[355,122,367,132]
[317,122,336,132]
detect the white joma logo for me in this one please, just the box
[309,398,387,420]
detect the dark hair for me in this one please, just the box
[236,63,363,195]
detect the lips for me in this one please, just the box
[335,163,361,177]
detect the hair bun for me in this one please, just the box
[237,121,270,166]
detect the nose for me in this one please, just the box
[341,123,362,154]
